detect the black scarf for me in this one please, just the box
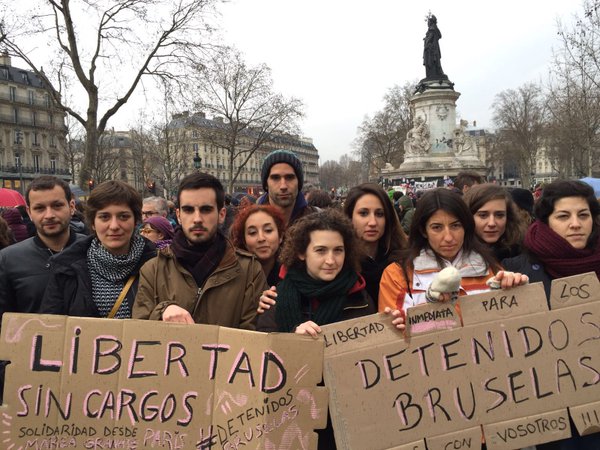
[275,266,359,332]
[360,244,391,302]
[170,228,227,288]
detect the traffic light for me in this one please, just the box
[88,179,94,191]
[147,181,156,194]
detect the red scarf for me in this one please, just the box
[524,220,600,279]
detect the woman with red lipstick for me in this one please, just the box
[463,183,525,261]
[379,188,527,313]
[40,181,155,318]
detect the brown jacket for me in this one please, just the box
[133,240,267,330]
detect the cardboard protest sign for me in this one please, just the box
[0,314,328,449]
[322,274,600,450]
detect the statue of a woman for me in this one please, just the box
[423,15,446,80]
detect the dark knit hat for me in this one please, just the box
[261,149,304,192]
[510,188,534,215]
[144,216,174,240]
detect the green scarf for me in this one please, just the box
[275,267,359,332]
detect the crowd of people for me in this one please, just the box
[0,149,599,450]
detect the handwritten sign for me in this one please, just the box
[322,276,600,450]
[0,315,328,449]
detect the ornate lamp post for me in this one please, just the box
[193,149,202,171]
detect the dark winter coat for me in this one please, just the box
[1,208,29,242]
[39,235,156,318]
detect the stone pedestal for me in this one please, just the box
[385,80,486,182]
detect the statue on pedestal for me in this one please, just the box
[404,115,431,157]
[423,14,446,80]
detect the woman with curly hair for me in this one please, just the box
[257,208,373,335]
[463,183,525,261]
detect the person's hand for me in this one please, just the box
[258,286,277,314]
[426,267,461,303]
[383,307,406,331]
[162,305,194,324]
[295,321,321,338]
[488,271,529,290]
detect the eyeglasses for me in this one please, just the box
[140,227,157,234]
[142,210,159,217]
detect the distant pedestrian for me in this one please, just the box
[140,215,174,249]
[1,207,28,242]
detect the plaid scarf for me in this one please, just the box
[170,228,226,288]
[87,234,146,318]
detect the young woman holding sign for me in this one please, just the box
[503,180,600,450]
[378,188,528,314]
[257,208,374,335]
[257,208,376,450]
[41,181,156,319]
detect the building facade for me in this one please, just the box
[0,54,70,193]
[169,111,319,194]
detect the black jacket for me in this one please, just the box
[40,235,156,318]
[502,252,553,301]
[0,231,84,320]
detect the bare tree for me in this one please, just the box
[192,47,304,193]
[318,160,344,191]
[355,82,414,175]
[62,117,85,183]
[492,83,547,188]
[545,1,600,177]
[0,0,218,186]
[148,83,191,199]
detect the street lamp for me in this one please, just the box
[193,149,202,171]
[15,129,24,195]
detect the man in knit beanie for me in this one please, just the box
[258,149,314,226]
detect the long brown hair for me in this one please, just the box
[343,183,407,261]
[406,188,500,272]
[463,183,525,249]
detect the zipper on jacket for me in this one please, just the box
[191,287,203,318]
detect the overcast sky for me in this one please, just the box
[208,0,582,162]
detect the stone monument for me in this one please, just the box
[383,14,486,182]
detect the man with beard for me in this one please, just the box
[258,149,315,227]
[0,176,84,318]
[0,175,83,401]
[134,172,266,329]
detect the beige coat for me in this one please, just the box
[133,240,266,330]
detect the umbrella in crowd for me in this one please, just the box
[0,188,26,207]
[581,177,600,198]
